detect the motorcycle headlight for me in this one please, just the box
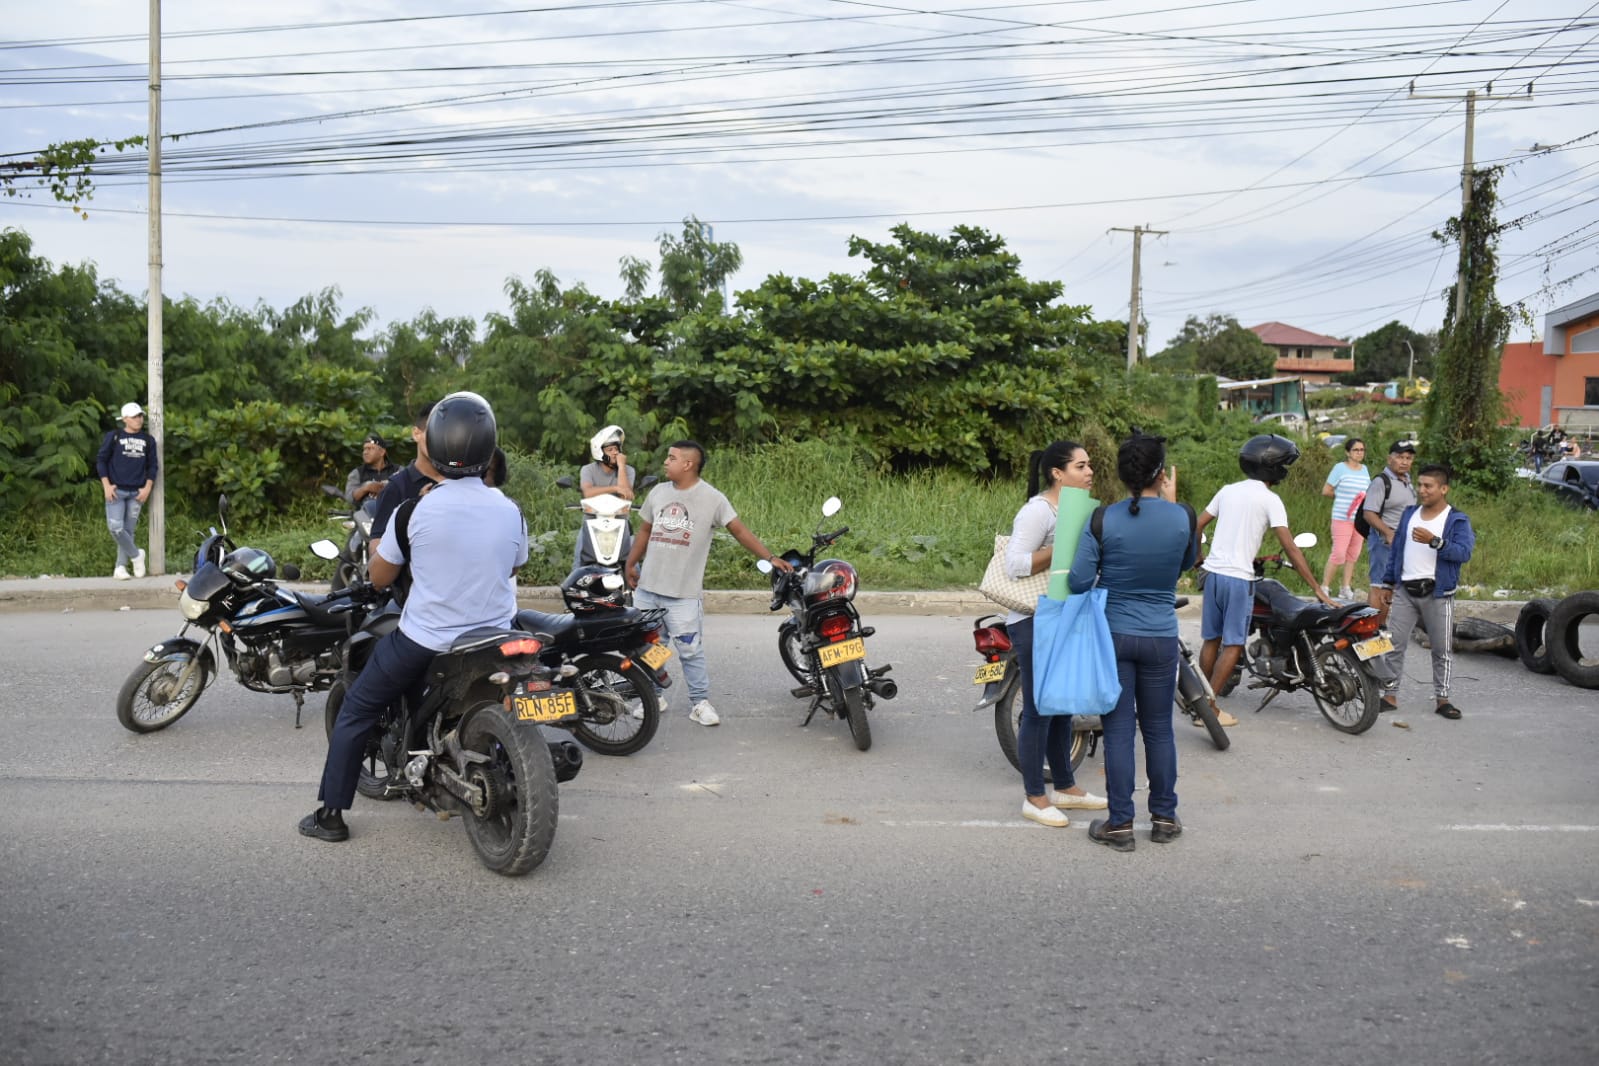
[178,588,207,621]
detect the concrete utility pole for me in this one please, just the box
[1408,81,1532,325]
[1110,224,1168,369]
[147,0,165,574]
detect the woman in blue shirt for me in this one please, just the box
[1319,438,1370,600]
[1069,432,1197,852]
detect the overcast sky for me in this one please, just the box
[3,0,1595,354]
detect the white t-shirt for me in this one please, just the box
[1201,479,1289,581]
[1400,506,1451,582]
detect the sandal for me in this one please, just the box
[1434,702,1462,720]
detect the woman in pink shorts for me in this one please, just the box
[1320,438,1370,600]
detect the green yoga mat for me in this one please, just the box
[1047,486,1098,600]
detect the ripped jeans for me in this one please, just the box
[631,588,709,704]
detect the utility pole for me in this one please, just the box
[1110,224,1168,369]
[147,0,165,574]
[1409,81,1532,324]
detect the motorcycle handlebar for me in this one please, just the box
[814,526,849,546]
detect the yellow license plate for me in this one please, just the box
[1353,635,1393,661]
[513,690,577,723]
[640,643,672,670]
[817,637,865,668]
[973,660,1007,685]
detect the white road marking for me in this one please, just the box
[1577,899,1599,908]
[1445,824,1599,832]
[1445,936,1471,949]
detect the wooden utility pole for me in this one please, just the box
[1408,81,1532,324]
[1110,224,1168,369]
[147,0,165,573]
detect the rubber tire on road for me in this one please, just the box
[1547,591,1599,690]
[567,655,660,756]
[777,620,817,689]
[1311,646,1381,735]
[1514,598,1558,675]
[323,679,398,801]
[842,684,872,752]
[116,654,209,733]
[458,702,560,877]
[994,677,1087,780]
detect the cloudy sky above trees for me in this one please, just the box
[3,0,1595,350]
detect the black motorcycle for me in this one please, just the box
[322,591,585,877]
[321,484,375,592]
[973,595,1227,779]
[115,495,360,734]
[758,496,896,752]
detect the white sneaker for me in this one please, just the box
[1339,587,1356,600]
[112,566,131,580]
[1049,788,1108,810]
[689,700,720,727]
[132,550,147,578]
[1022,801,1069,828]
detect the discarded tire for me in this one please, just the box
[1412,616,1516,658]
[1547,591,1599,690]
[1514,598,1558,675]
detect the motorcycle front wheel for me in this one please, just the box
[323,680,399,801]
[1311,646,1381,734]
[567,655,660,756]
[995,678,1087,779]
[458,702,559,877]
[116,654,210,733]
[777,620,817,689]
[1176,652,1230,751]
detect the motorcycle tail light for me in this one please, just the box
[1344,615,1381,637]
[500,637,543,657]
[642,627,662,644]
[818,614,853,642]
[973,626,1012,655]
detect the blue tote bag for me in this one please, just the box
[1032,588,1122,717]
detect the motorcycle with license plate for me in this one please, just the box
[972,598,1228,780]
[115,494,366,734]
[1214,532,1393,735]
[322,588,586,877]
[757,496,897,752]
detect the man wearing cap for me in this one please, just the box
[1361,439,1418,627]
[344,434,400,506]
[96,401,159,580]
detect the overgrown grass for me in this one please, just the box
[5,439,1595,596]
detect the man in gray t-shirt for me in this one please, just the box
[624,440,790,727]
[1363,439,1417,623]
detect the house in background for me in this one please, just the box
[1215,375,1307,421]
[1249,322,1354,384]
[1499,291,1599,430]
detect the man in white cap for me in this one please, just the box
[95,402,159,579]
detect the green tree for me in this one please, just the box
[1152,314,1276,380]
[0,136,146,218]
[655,216,743,314]
[1338,321,1434,384]
[1422,166,1515,493]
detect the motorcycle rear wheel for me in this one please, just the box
[323,679,399,801]
[842,683,872,752]
[777,620,817,689]
[1311,646,1381,734]
[995,678,1087,779]
[116,655,209,733]
[458,702,559,877]
[567,655,660,756]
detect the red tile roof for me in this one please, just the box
[1249,322,1350,348]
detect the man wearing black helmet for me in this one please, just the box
[1195,434,1337,709]
[301,391,528,843]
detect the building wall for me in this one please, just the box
[1499,310,1599,429]
[1500,341,1551,427]
[1552,310,1599,419]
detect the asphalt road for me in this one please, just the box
[1,607,1595,1065]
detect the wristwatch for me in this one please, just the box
[1428,535,1442,550]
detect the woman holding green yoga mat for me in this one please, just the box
[1004,439,1109,828]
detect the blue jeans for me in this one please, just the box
[1367,533,1392,588]
[1101,632,1179,826]
[632,588,709,704]
[319,628,434,810]
[1009,615,1076,797]
[105,488,143,566]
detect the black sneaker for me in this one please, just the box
[298,807,349,842]
[1088,818,1135,852]
[1151,815,1183,844]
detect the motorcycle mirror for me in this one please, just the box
[756,559,774,575]
[1293,532,1319,549]
[555,475,575,489]
[309,539,341,560]
[640,475,659,488]
[217,494,230,532]
[279,563,302,581]
[821,496,842,517]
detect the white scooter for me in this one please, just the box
[555,474,657,575]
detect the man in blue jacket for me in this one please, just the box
[1375,464,1476,720]
[96,401,159,580]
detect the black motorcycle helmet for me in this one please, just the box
[1239,434,1301,484]
[425,391,497,480]
[561,565,629,615]
[220,546,276,582]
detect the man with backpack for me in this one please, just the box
[1359,440,1417,627]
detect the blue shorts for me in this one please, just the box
[1367,533,1392,588]
[1201,573,1255,646]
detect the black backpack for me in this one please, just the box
[1351,470,1393,539]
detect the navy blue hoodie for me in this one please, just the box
[97,428,159,489]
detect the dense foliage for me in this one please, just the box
[1337,321,1436,385]
[1149,313,1277,380]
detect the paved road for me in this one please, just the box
[2,608,1595,1065]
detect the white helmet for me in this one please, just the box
[589,424,625,462]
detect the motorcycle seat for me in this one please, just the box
[291,591,349,627]
[514,609,580,642]
[448,626,520,654]
[1255,580,1370,630]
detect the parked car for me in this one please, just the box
[1253,411,1307,433]
[1536,460,1599,510]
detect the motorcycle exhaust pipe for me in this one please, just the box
[548,739,584,783]
[866,677,898,700]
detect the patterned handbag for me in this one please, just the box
[977,534,1049,614]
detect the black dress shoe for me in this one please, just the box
[298,807,349,842]
[1151,815,1183,844]
[1088,818,1135,852]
